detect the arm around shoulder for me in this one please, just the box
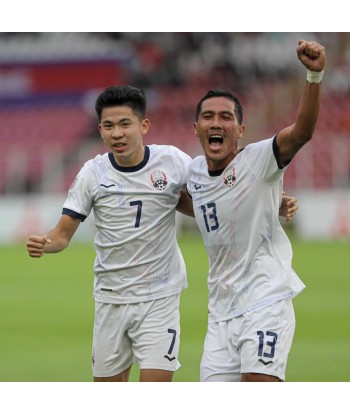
[176,190,194,217]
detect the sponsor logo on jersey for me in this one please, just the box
[150,170,168,191]
[223,167,236,188]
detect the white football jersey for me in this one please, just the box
[63,145,191,304]
[187,137,305,322]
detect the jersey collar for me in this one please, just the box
[108,146,150,172]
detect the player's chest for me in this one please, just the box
[97,165,180,196]
[191,168,258,235]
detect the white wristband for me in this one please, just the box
[307,69,324,84]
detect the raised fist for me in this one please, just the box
[297,40,326,72]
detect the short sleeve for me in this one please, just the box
[62,161,96,219]
[243,137,287,183]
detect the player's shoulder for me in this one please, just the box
[245,136,274,152]
[76,153,109,179]
[148,144,192,161]
[190,155,206,169]
[82,152,109,168]
[148,143,185,154]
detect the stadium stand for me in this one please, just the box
[0,32,350,194]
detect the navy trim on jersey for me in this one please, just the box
[208,148,244,176]
[108,146,150,172]
[273,135,291,169]
[208,168,224,177]
[62,208,87,222]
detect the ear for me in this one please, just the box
[238,124,246,140]
[98,124,103,138]
[141,118,150,135]
[193,122,199,137]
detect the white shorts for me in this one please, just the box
[92,294,181,377]
[200,299,296,382]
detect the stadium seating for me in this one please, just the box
[1,33,350,194]
[0,106,93,192]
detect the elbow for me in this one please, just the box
[59,238,72,252]
[296,134,313,148]
[291,127,315,147]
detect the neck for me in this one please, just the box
[114,145,145,168]
[206,146,240,171]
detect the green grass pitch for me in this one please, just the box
[1,230,350,382]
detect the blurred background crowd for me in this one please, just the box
[2,32,350,391]
[1,32,350,196]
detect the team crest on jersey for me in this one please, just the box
[150,170,168,191]
[223,167,236,188]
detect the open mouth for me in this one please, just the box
[113,142,126,150]
[208,134,223,149]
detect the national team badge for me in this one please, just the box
[150,170,168,191]
[223,167,236,188]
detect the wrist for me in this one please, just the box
[306,69,324,84]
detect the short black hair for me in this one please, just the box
[95,85,147,121]
[195,89,243,124]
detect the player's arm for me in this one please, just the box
[279,191,298,222]
[26,214,81,258]
[276,40,326,166]
[176,190,194,217]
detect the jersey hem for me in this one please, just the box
[139,361,181,371]
[93,287,186,305]
[208,291,301,323]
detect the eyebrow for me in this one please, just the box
[201,110,234,116]
[102,117,132,125]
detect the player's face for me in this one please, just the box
[98,105,150,167]
[194,96,245,171]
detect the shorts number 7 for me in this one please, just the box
[164,329,177,362]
